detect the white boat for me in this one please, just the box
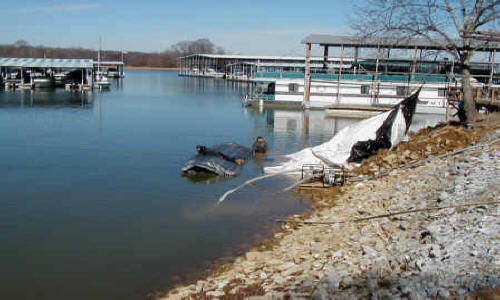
[9,72,18,79]
[31,73,53,88]
[93,37,111,90]
[33,78,52,88]
[53,72,68,85]
[204,68,225,78]
[106,68,121,78]
[93,73,111,89]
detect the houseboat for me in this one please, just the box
[245,73,458,114]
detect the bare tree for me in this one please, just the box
[14,40,30,47]
[351,0,499,122]
[170,38,224,56]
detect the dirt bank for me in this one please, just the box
[159,113,500,299]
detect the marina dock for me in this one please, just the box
[177,54,352,81]
[0,57,124,92]
[175,36,499,116]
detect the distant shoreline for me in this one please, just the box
[124,66,180,71]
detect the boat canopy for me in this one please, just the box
[0,57,93,69]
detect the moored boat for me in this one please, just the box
[53,72,68,85]
[93,73,111,89]
[31,73,53,88]
[244,76,460,115]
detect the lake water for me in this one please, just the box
[0,71,444,299]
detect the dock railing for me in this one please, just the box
[446,85,500,115]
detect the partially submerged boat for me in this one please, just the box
[182,142,252,177]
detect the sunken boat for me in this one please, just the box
[182,142,252,177]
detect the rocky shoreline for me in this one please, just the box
[161,118,500,299]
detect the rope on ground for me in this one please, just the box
[276,200,500,225]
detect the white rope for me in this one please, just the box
[217,171,296,205]
[282,176,313,192]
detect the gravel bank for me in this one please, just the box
[161,123,500,300]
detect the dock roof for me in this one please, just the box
[301,34,500,51]
[227,62,353,68]
[97,61,124,66]
[0,58,93,68]
[179,54,348,61]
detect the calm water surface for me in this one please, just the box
[0,71,332,299]
[0,71,443,299]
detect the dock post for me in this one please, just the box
[336,44,344,103]
[411,45,418,82]
[489,50,496,85]
[304,42,311,107]
[354,47,359,74]
[323,46,329,72]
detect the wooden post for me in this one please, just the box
[354,47,359,74]
[304,42,312,105]
[336,44,344,103]
[323,46,329,72]
[374,45,380,81]
[385,49,390,74]
[411,45,418,82]
[371,45,381,104]
[489,50,496,86]
[302,110,310,147]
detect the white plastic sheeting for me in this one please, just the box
[264,107,408,174]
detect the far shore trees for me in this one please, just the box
[0,38,225,69]
[351,0,499,122]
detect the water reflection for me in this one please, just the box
[0,89,94,108]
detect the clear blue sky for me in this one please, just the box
[3,0,354,55]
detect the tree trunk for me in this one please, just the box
[461,50,479,123]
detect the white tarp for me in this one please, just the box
[264,107,408,174]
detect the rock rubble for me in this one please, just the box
[161,121,500,300]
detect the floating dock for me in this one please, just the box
[325,105,391,118]
[177,54,352,81]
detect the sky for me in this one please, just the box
[2,0,355,55]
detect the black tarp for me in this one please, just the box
[182,143,252,177]
[347,88,420,163]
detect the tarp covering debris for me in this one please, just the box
[182,143,252,177]
[265,89,420,174]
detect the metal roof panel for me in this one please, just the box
[0,57,94,68]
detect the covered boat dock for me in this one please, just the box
[300,34,500,104]
[95,61,125,78]
[0,57,94,91]
[177,54,353,80]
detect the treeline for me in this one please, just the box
[0,39,224,68]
